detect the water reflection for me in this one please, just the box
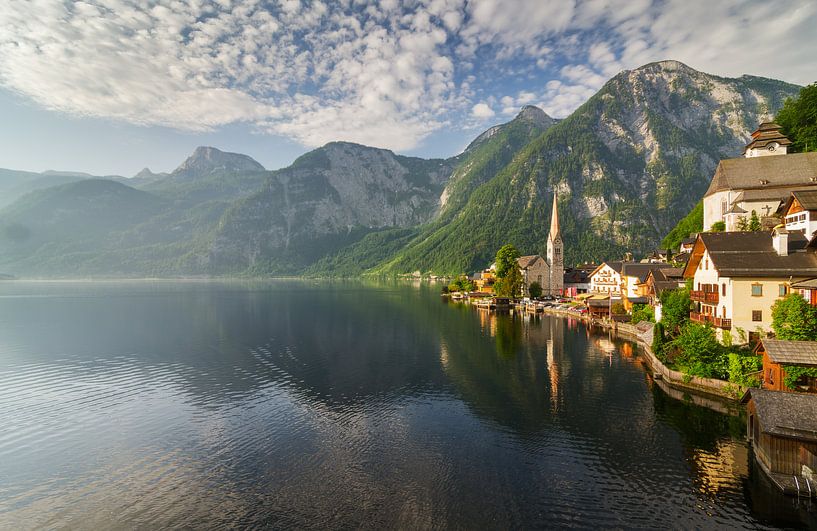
[0,281,812,528]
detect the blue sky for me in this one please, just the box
[1,0,816,176]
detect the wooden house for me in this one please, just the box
[755,339,817,393]
[743,388,817,496]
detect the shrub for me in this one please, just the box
[631,303,654,323]
[727,351,761,386]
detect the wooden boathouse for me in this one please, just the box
[743,388,817,497]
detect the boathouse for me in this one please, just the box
[755,338,817,393]
[743,389,817,496]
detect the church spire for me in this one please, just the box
[549,193,561,241]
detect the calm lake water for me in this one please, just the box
[0,280,814,529]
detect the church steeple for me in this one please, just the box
[549,192,561,241]
[546,193,564,296]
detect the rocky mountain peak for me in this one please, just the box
[515,105,555,128]
[171,146,265,180]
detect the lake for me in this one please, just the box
[0,280,813,529]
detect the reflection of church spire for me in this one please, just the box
[546,318,560,411]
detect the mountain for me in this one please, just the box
[169,146,265,180]
[0,60,802,278]
[306,106,559,276]
[207,142,457,274]
[356,60,798,274]
[0,168,89,209]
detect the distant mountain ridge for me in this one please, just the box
[0,60,802,277]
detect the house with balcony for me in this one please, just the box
[682,229,817,344]
[644,268,685,322]
[791,277,817,305]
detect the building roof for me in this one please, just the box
[564,269,589,284]
[517,255,544,269]
[683,231,817,278]
[762,338,817,366]
[791,277,817,289]
[704,152,817,198]
[746,388,817,442]
[620,262,677,283]
[782,189,817,217]
[589,260,624,278]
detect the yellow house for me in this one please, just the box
[683,229,817,344]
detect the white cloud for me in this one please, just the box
[471,102,495,118]
[0,0,816,154]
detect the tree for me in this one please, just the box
[771,293,817,340]
[709,221,725,232]
[495,266,524,298]
[736,216,749,232]
[631,303,654,323]
[528,281,543,298]
[748,210,761,232]
[611,302,626,315]
[495,244,520,279]
[652,321,665,356]
[669,322,726,378]
[660,288,691,335]
[776,82,817,153]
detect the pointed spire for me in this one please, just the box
[549,193,561,241]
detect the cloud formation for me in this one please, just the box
[1,0,815,152]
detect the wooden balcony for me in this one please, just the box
[690,290,719,304]
[690,312,731,329]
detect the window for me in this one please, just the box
[751,284,763,297]
[722,284,726,296]
[705,259,708,270]
[752,310,762,322]
[721,200,727,215]
[779,284,787,297]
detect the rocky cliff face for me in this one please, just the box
[207,142,456,273]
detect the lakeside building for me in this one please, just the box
[743,389,817,496]
[682,229,817,344]
[588,261,624,296]
[755,339,817,393]
[702,123,817,232]
[563,267,591,297]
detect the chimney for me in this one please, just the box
[772,226,789,256]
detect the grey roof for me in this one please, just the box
[620,262,677,283]
[517,255,544,269]
[790,190,817,212]
[791,277,817,289]
[688,231,817,278]
[627,296,649,304]
[763,338,817,366]
[704,152,817,197]
[748,388,817,442]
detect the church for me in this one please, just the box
[517,194,564,297]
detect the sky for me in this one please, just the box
[1,0,816,176]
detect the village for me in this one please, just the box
[444,122,817,499]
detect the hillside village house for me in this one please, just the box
[683,230,817,344]
[619,263,678,311]
[755,339,817,393]
[781,189,817,239]
[644,268,685,321]
[702,123,817,232]
[563,267,591,297]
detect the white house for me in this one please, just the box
[781,190,817,240]
[589,261,624,296]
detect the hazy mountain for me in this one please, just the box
[207,142,457,274]
[0,168,89,209]
[169,146,265,181]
